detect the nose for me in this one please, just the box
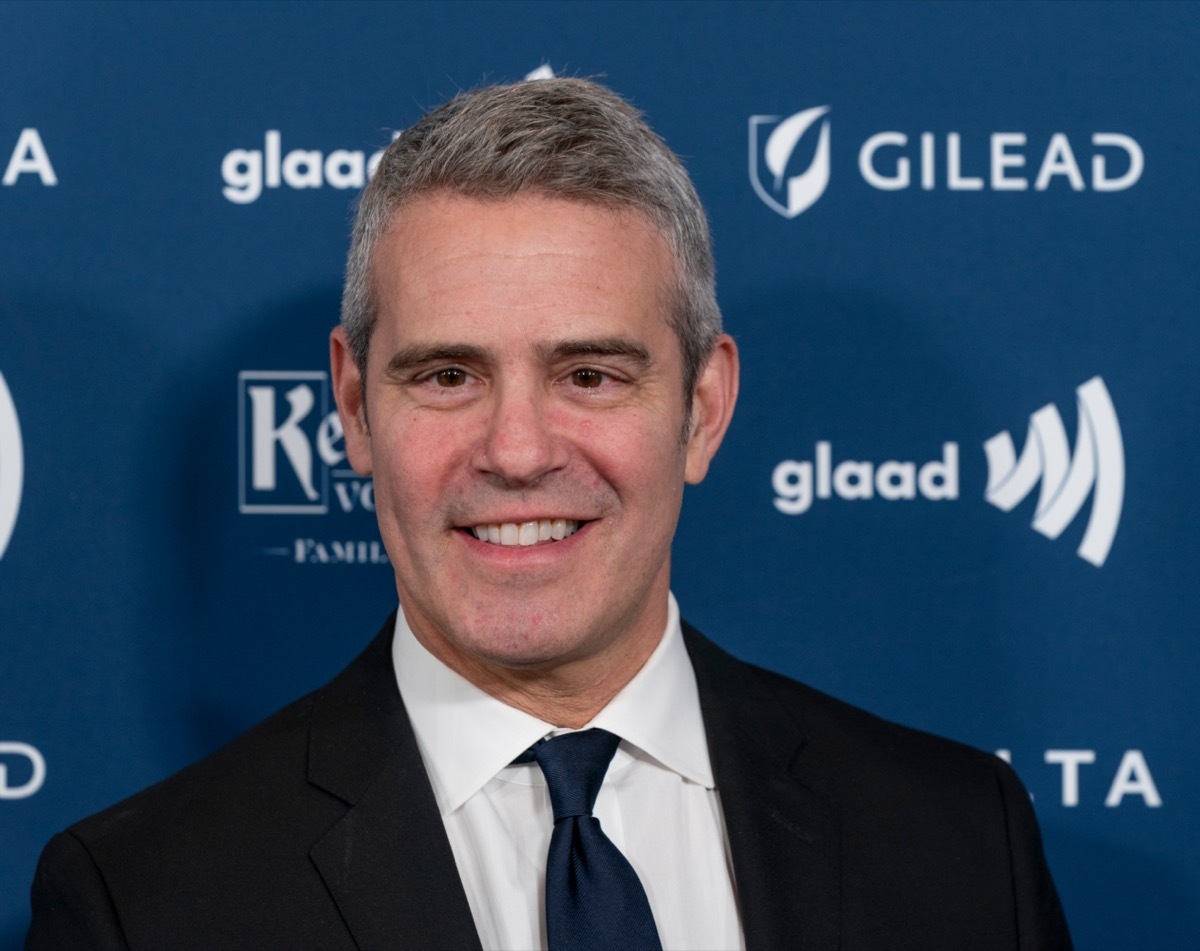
[473,380,567,486]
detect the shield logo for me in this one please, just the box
[749,106,832,218]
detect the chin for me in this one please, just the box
[464,626,587,670]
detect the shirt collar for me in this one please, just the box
[392,593,714,816]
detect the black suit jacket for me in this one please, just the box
[27,616,1071,950]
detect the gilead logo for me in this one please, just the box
[859,131,1142,193]
[749,106,1143,216]
[749,107,833,218]
[0,372,23,559]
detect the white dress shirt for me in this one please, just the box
[392,593,745,951]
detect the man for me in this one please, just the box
[27,78,1071,950]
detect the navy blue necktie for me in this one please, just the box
[521,728,663,951]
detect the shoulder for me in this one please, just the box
[682,619,1021,808]
[29,618,404,942]
[683,621,1072,947]
[68,687,326,854]
[27,687,348,950]
[66,614,401,853]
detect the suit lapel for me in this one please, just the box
[298,614,840,949]
[306,615,482,951]
[684,623,841,951]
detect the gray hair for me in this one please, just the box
[340,77,721,399]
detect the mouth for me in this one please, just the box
[464,519,583,547]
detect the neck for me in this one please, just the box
[411,614,667,729]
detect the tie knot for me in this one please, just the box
[528,728,621,821]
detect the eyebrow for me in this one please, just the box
[536,337,653,367]
[385,344,490,376]
[384,337,654,376]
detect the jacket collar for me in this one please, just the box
[684,621,842,951]
[299,613,840,951]
[305,613,482,951]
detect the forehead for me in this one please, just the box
[369,193,677,332]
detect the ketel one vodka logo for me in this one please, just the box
[238,371,374,516]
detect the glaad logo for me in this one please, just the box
[749,107,1143,215]
[772,443,958,514]
[770,377,1124,566]
[749,107,832,218]
[985,376,1124,568]
[0,372,23,559]
[0,742,45,799]
[221,131,394,205]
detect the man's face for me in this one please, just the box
[332,193,734,687]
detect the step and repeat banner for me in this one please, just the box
[2,2,1197,947]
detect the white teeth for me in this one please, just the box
[470,519,581,547]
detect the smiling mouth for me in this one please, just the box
[467,519,583,547]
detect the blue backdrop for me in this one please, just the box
[2,2,1197,947]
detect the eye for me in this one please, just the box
[571,368,605,389]
[433,368,468,387]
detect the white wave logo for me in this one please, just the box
[984,376,1124,567]
[0,372,23,560]
[749,106,832,218]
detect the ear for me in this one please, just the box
[330,326,373,477]
[684,334,739,484]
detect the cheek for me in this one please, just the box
[371,417,454,514]
[376,407,497,521]
[573,411,686,495]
